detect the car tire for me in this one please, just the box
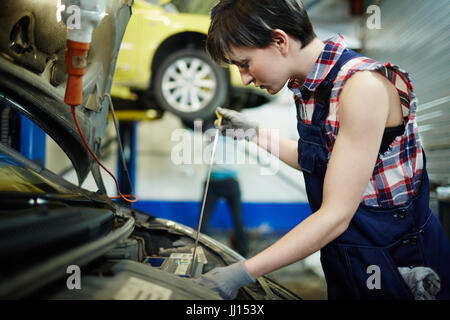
[153,49,229,122]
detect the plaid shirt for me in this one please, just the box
[288,34,424,208]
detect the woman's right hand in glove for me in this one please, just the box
[215,107,259,141]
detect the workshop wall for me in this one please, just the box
[360,0,450,186]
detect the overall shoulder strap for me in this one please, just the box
[312,49,363,125]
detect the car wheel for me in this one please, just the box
[153,49,228,122]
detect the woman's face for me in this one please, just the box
[228,43,290,95]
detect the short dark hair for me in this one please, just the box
[206,0,316,65]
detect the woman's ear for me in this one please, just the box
[271,29,290,55]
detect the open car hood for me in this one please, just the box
[0,0,133,185]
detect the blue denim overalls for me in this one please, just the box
[296,49,450,299]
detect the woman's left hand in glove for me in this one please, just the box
[192,260,255,299]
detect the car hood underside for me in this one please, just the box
[0,0,133,185]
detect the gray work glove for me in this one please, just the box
[215,107,259,141]
[398,266,441,300]
[193,260,256,300]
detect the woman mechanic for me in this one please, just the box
[192,0,450,300]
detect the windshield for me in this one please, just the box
[0,153,67,194]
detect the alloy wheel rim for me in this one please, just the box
[161,57,217,113]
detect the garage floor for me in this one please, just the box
[210,230,328,300]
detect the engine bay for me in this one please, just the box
[42,216,298,300]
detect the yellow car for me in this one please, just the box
[111,0,269,123]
